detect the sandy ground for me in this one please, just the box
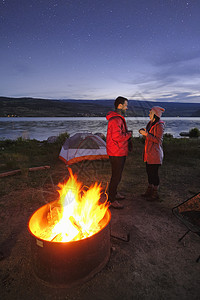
[0,187,200,300]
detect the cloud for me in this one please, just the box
[123,49,200,103]
[152,50,200,66]
[155,92,200,103]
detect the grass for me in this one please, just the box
[0,136,199,207]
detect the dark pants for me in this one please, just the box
[108,156,126,202]
[146,163,160,186]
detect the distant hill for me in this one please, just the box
[0,96,200,117]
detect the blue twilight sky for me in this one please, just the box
[0,0,200,102]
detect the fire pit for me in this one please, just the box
[28,170,111,287]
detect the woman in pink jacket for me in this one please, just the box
[139,106,165,200]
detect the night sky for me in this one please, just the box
[1,0,200,102]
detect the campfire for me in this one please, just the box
[28,169,111,287]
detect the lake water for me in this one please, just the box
[0,117,200,141]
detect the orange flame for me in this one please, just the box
[38,169,109,242]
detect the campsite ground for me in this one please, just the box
[0,137,200,299]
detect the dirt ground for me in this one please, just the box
[0,184,200,300]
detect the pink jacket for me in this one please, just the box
[143,121,165,164]
[106,111,132,156]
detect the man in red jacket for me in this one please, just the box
[106,96,132,209]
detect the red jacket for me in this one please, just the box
[106,111,132,156]
[143,120,165,164]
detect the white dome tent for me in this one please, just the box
[59,132,108,166]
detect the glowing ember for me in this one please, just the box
[37,169,109,242]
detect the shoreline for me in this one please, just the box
[1,116,200,119]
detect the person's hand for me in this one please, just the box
[139,128,147,136]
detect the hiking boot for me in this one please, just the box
[110,200,124,209]
[115,192,125,200]
[141,186,153,198]
[147,190,159,201]
[152,190,159,200]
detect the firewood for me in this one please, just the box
[0,165,50,178]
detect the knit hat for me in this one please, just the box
[151,106,165,118]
